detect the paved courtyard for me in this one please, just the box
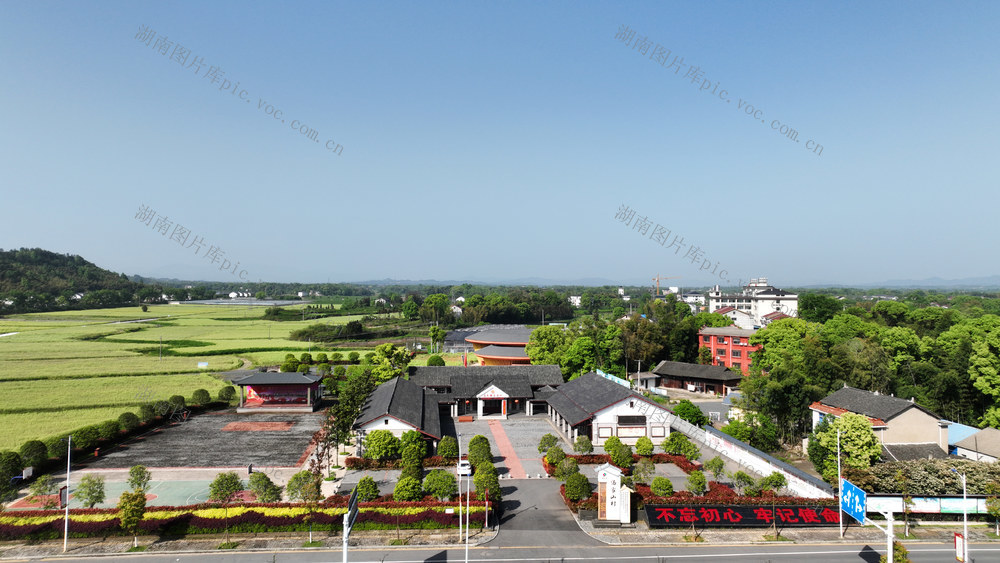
[84,410,324,469]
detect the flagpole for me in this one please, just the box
[63,435,72,552]
[837,428,843,539]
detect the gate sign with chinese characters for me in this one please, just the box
[645,504,841,528]
[595,463,623,522]
[840,478,867,524]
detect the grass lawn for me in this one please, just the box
[0,406,145,450]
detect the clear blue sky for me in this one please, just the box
[2,1,997,287]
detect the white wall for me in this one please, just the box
[593,397,671,446]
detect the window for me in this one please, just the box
[716,336,726,344]
[702,335,711,343]
[717,349,726,356]
[731,350,741,358]
[617,415,646,426]
[732,337,741,345]
[384,419,389,425]
[732,362,741,370]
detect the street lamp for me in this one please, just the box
[951,468,969,563]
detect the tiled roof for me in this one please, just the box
[699,327,757,337]
[233,372,323,386]
[881,443,947,461]
[465,328,534,345]
[816,386,940,422]
[651,361,740,382]
[473,344,529,358]
[408,365,563,401]
[355,377,441,439]
[547,371,663,427]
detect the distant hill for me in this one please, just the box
[0,248,151,313]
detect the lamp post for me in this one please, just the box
[951,468,969,562]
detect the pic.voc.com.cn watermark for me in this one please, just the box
[135,203,252,281]
[615,25,824,157]
[134,25,344,158]
[614,204,741,286]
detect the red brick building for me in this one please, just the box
[698,326,759,376]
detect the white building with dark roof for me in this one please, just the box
[547,371,672,446]
[409,364,564,418]
[354,377,442,453]
[708,277,797,328]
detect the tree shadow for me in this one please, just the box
[858,545,881,563]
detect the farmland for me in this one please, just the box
[0,303,452,451]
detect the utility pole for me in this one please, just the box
[837,429,843,539]
[63,435,72,552]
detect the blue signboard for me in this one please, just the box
[840,478,867,524]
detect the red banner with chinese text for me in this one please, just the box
[645,504,840,527]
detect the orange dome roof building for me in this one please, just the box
[465,328,533,366]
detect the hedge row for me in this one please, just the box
[0,500,487,540]
[558,483,837,514]
[542,453,702,476]
[344,455,457,470]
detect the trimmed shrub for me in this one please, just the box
[192,389,212,405]
[608,443,633,471]
[315,353,328,363]
[348,351,360,363]
[555,458,579,481]
[545,446,566,466]
[363,352,375,363]
[467,435,492,467]
[118,412,140,432]
[0,451,23,492]
[573,435,593,454]
[674,399,709,426]
[74,425,102,450]
[316,363,331,376]
[355,476,379,502]
[393,477,423,501]
[18,441,48,468]
[603,436,623,454]
[298,363,310,373]
[128,465,152,492]
[437,436,459,458]
[687,470,707,496]
[281,360,299,372]
[97,420,120,440]
[299,353,313,365]
[662,433,701,461]
[330,352,343,363]
[423,470,458,500]
[333,366,346,377]
[565,472,592,502]
[651,476,674,497]
[473,461,501,502]
[248,472,283,503]
[209,472,244,502]
[538,433,558,454]
[153,400,171,416]
[426,355,446,367]
[44,436,67,459]
[168,395,186,410]
[363,430,400,460]
[400,431,427,459]
[139,404,156,423]
[218,386,237,402]
[635,436,654,456]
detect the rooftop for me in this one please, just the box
[813,386,940,422]
[465,328,534,345]
[699,326,757,337]
[547,371,662,427]
[955,428,1000,458]
[355,377,441,440]
[233,372,323,386]
[651,361,740,382]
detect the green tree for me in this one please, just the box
[812,413,881,483]
[428,326,446,354]
[28,474,57,509]
[426,354,446,366]
[315,353,328,363]
[608,443,634,471]
[986,482,1000,536]
[400,430,427,459]
[467,435,493,467]
[878,541,912,563]
[208,471,243,502]
[574,435,594,454]
[896,469,913,537]
[128,465,152,492]
[731,470,755,495]
[705,456,725,481]
[348,351,361,363]
[603,436,623,454]
[565,472,592,502]
[758,472,787,494]
[299,353,313,365]
[545,446,566,466]
[400,445,425,482]
[673,400,709,426]
[662,432,701,461]
[139,404,156,423]
[555,458,580,481]
[18,441,47,468]
[248,472,283,503]
[192,389,211,405]
[561,336,598,378]
[285,470,322,502]
[369,343,411,384]
[423,469,458,500]
[362,430,401,460]
[437,436,459,458]
[538,433,558,454]
[473,461,502,502]
[635,436,654,456]
[117,490,147,548]
[651,476,674,497]
[76,474,106,508]
[525,326,572,366]
[686,470,707,496]
[355,476,380,502]
[168,395,185,410]
[281,359,300,372]
[0,451,24,502]
[393,476,424,501]
[632,457,655,484]
[799,294,843,323]
[316,363,331,376]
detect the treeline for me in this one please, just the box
[288,320,403,342]
[738,294,1000,445]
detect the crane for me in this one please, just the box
[652,274,681,295]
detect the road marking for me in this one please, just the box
[488,420,526,479]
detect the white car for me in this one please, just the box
[456,460,473,476]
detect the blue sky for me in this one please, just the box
[1,1,997,288]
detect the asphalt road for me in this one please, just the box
[25,542,1000,562]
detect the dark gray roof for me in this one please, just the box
[473,344,529,358]
[881,443,947,461]
[819,386,940,422]
[547,371,660,427]
[444,324,526,343]
[355,377,441,439]
[651,361,740,382]
[233,372,323,386]
[465,328,534,345]
[955,428,1000,458]
[408,365,563,401]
